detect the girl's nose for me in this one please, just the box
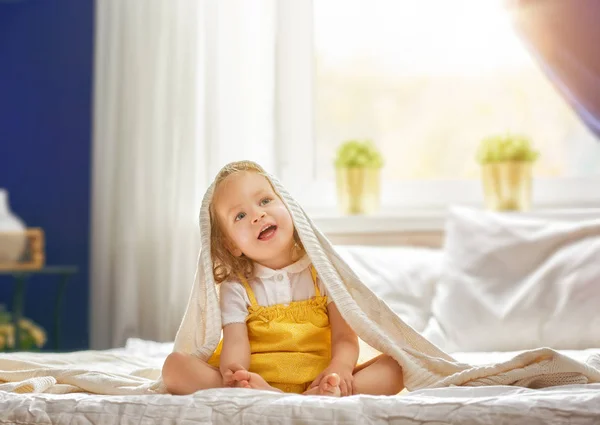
[252,211,266,224]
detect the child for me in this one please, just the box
[161,161,405,396]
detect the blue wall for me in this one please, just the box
[0,0,94,351]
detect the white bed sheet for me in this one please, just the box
[1,340,600,425]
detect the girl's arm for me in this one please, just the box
[219,323,251,385]
[328,302,359,370]
[308,301,360,395]
[218,281,251,383]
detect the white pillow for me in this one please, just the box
[422,206,600,352]
[334,245,442,332]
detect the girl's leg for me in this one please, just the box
[352,354,405,395]
[162,352,223,395]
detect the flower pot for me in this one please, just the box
[0,189,27,264]
[481,161,532,211]
[336,167,381,215]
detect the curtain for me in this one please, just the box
[90,0,283,349]
[510,0,600,137]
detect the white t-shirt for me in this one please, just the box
[219,255,330,326]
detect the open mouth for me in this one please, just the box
[258,224,278,241]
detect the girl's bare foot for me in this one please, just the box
[318,373,341,397]
[232,369,282,393]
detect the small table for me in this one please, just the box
[0,266,78,351]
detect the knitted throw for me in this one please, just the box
[158,170,600,393]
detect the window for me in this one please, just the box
[278,0,600,212]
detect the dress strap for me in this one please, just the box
[310,264,321,297]
[237,273,259,307]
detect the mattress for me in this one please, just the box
[1,340,599,425]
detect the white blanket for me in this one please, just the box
[4,341,600,425]
[1,164,600,394]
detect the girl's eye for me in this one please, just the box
[260,198,271,206]
[235,212,246,222]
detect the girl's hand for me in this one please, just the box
[309,362,355,396]
[221,363,246,387]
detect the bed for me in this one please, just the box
[2,207,600,424]
[2,339,599,424]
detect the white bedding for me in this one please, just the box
[3,383,599,425]
[423,207,600,353]
[2,339,599,425]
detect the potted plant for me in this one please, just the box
[476,134,539,211]
[0,305,47,351]
[334,140,384,215]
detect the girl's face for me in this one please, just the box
[214,171,295,270]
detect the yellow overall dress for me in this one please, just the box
[208,265,331,393]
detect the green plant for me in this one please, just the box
[0,305,47,351]
[476,134,539,164]
[334,140,384,168]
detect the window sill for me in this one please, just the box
[309,205,600,236]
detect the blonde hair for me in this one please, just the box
[209,160,305,283]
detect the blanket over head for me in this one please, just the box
[0,163,599,395]
[157,164,600,392]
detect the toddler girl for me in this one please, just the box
[162,161,405,396]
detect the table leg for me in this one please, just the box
[53,273,72,351]
[12,275,27,351]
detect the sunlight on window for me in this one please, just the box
[314,0,600,181]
